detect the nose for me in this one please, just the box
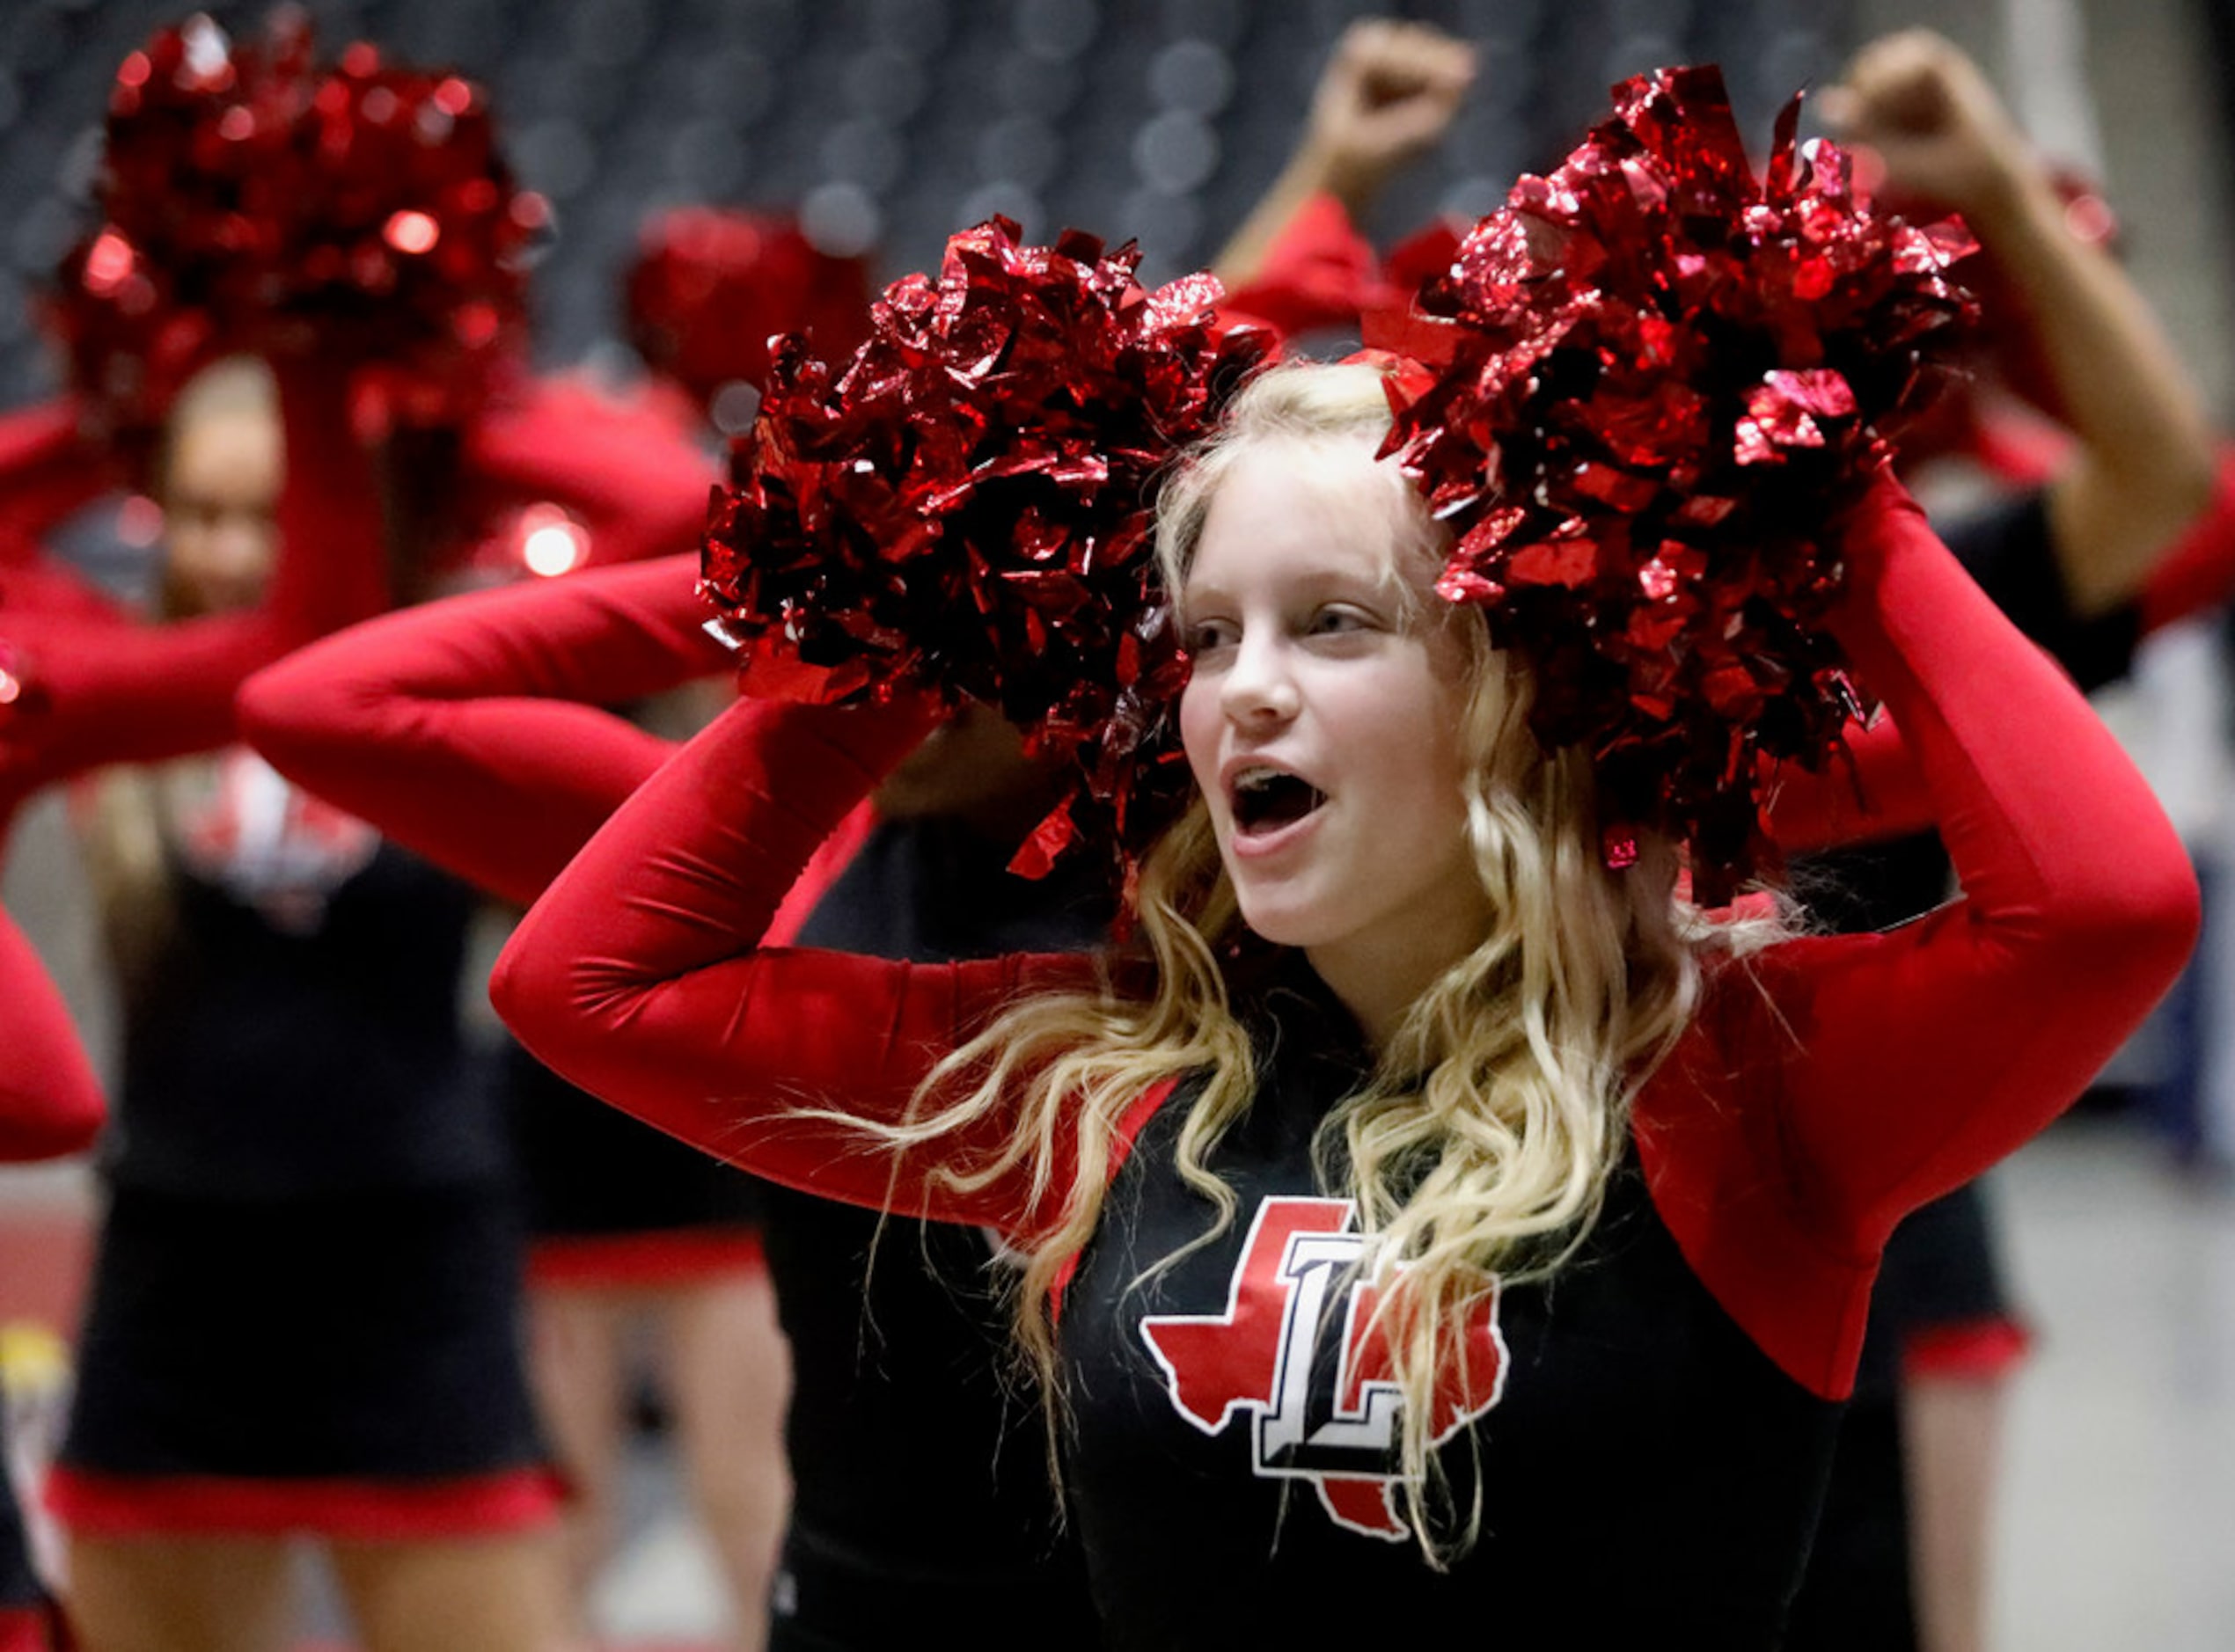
[1219,628,1299,726]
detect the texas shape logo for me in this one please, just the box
[1139,1195,1508,1540]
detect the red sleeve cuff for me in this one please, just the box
[1902,1316,2033,1382]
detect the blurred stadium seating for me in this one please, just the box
[0,0,1851,403]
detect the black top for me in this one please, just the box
[1950,491,2140,696]
[1059,963,1841,1650]
[502,1035,765,1239]
[773,815,1109,1643]
[104,753,503,1197]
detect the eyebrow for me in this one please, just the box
[1181,550,1412,609]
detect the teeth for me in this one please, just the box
[1235,766,1284,793]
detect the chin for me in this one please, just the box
[1231,893,1342,952]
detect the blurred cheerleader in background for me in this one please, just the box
[0,18,697,1650]
[1784,33,2224,1652]
[476,207,871,1650]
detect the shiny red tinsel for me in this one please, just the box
[48,13,544,441]
[1378,64,1976,903]
[626,208,874,410]
[700,216,1272,875]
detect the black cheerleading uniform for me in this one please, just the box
[466,381,763,1287]
[502,1042,767,1283]
[490,481,2195,1650]
[50,754,553,1535]
[0,368,393,1612]
[3,369,607,1540]
[1786,491,2143,1649]
[239,557,1108,1645]
[1060,961,1843,1648]
[768,815,1109,1650]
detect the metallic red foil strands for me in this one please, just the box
[1376,63,1977,904]
[700,216,1273,879]
[48,12,545,442]
[626,208,875,410]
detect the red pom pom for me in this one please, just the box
[48,14,539,442]
[700,216,1273,873]
[1381,64,1976,903]
[625,208,874,411]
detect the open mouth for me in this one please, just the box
[1230,766,1328,835]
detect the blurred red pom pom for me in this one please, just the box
[626,208,874,415]
[700,216,1273,873]
[47,11,539,443]
[1380,64,1976,903]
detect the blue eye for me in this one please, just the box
[1308,606,1369,635]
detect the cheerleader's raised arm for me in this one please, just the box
[0,396,113,569]
[489,689,1104,1233]
[0,406,109,1142]
[0,906,104,1161]
[246,539,1081,1227]
[0,363,389,797]
[462,381,716,571]
[240,552,714,908]
[1643,476,2200,1393]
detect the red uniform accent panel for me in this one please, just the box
[45,1466,565,1541]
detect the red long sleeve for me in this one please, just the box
[491,694,1100,1232]
[463,378,715,570]
[1220,194,1386,340]
[1641,479,2200,1394]
[0,555,127,625]
[0,366,390,801]
[0,398,113,569]
[1786,480,2195,1225]
[241,554,717,908]
[0,903,105,1161]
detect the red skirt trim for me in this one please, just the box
[526,1227,765,1290]
[1902,1316,2033,1382]
[0,1604,57,1652]
[43,1465,566,1542]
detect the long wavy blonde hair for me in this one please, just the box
[861,362,1740,1559]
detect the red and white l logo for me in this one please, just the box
[1139,1196,1509,1539]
